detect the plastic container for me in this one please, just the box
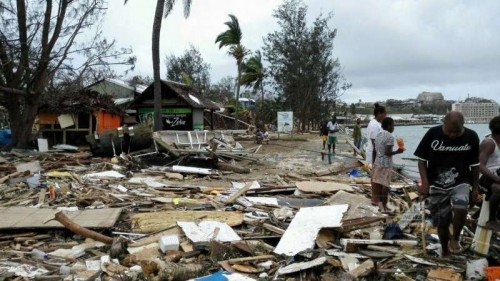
[484,266,500,281]
[396,136,405,149]
[31,248,48,259]
[158,235,179,253]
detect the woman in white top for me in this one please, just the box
[365,103,387,206]
[366,103,387,164]
[479,116,500,231]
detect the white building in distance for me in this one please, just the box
[452,102,499,123]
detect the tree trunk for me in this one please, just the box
[234,62,242,129]
[6,94,40,148]
[152,0,165,132]
[260,82,265,128]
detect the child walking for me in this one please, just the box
[372,117,404,212]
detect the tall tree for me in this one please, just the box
[165,44,211,94]
[240,50,265,124]
[206,76,235,104]
[263,0,350,130]
[125,0,192,131]
[0,0,134,148]
[215,14,248,127]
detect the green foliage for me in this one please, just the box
[1,0,135,147]
[165,44,211,94]
[258,97,287,124]
[262,0,350,130]
[240,51,265,93]
[215,14,249,125]
[206,76,235,104]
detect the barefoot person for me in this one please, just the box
[366,103,387,206]
[479,116,500,230]
[373,117,404,212]
[414,111,480,256]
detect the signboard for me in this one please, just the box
[277,111,293,132]
[138,108,193,130]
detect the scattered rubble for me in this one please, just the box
[0,131,498,281]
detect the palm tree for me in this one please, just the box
[125,0,192,131]
[215,14,248,128]
[240,51,265,125]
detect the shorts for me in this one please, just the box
[327,135,337,145]
[428,183,470,227]
[372,165,392,187]
[353,138,362,149]
[322,135,327,142]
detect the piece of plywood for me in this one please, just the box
[325,190,378,220]
[0,207,122,230]
[397,203,421,230]
[178,221,241,243]
[427,267,462,281]
[131,211,244,234]
[296,181,353,193]
[277,257,327,275]
[274,205,348,256]
[57,114,75,128]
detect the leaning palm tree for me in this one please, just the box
[125,0,192,131]
[215,14,249,128]
[240,51,265,125]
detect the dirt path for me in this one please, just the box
[242,132,357,176]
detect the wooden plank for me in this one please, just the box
[131,211,244,234]
[340,238,418,250]
[262,223,285,235]
[0,207,122,230]
[350,259,374,278]
[295,181,353,193]
[225,182,253,204]
[37,190,46,205]
[325,190,378,220]
[427,267,462,281]
[227,255,275,265]
[277,257,326,275]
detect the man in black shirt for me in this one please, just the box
[414,111,480,256]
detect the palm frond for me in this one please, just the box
[164,0,191,18]
[215,14,242,48]
[240,51,264,91]
[164,0,175,17]
[182,0,192,17]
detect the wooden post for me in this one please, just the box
[471,199,492,255]
[421,201,427,256]
[53,211,114,244]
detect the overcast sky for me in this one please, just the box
[103,0,500,104]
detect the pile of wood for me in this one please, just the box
[0,142,494,281]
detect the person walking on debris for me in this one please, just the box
[479,116,500,231]
[320,120,329,150]
[366,103,387,206]
[414,111,480,256]
[373,117,404,213]
[352,118,362,156]
[326,115,339,154]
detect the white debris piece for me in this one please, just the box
[274,204,348,256]
[178,221,241,243]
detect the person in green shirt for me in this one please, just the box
[352,118,362,156]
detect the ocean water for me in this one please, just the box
[362,123,490,179]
